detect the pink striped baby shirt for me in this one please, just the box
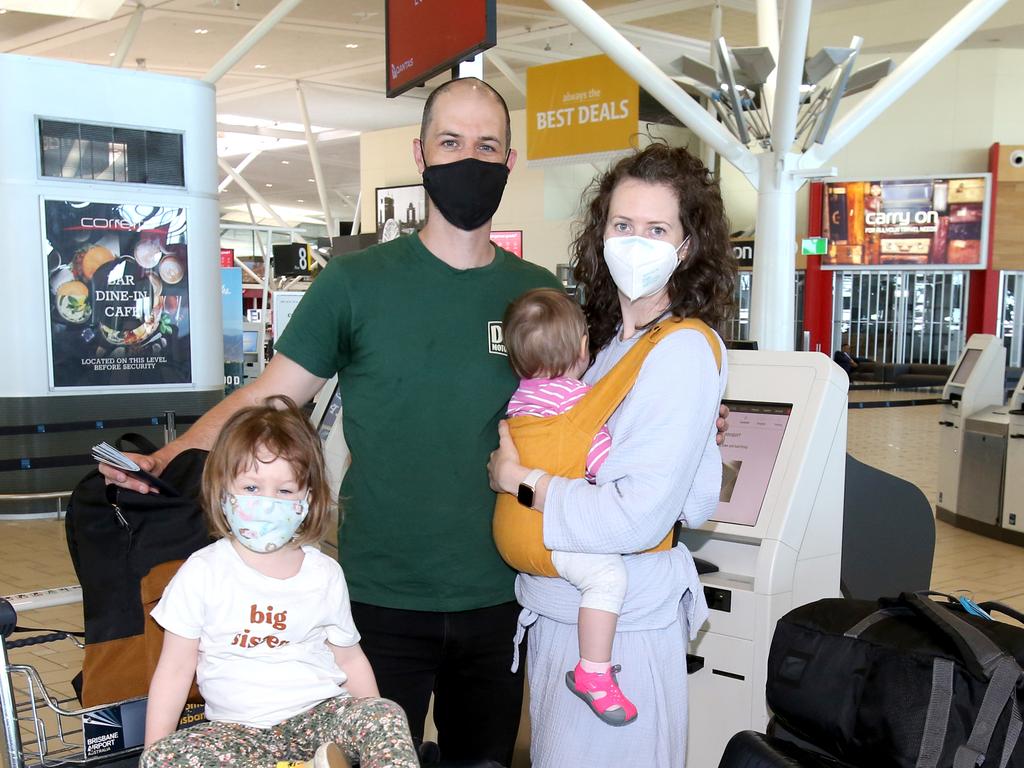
[506,376,612,481]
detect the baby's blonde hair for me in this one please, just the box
[201,395,336,546]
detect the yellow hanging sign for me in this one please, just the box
[526,54,639,163]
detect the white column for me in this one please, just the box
[203,0,306,84]
[750,152,798,350]
[755,0,779,115]
[111,3,145,68]
[700,1,723,172]
[295,81,336,237]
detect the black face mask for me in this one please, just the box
[422,157,510,231]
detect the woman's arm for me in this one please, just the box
[144,631,200,747]
[491,331,722,554]
[331,643,380,698]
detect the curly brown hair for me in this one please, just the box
[572,143,736,355]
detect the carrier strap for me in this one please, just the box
[566,318,722,437]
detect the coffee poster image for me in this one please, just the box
[43,200,192,387]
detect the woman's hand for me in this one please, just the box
[716,403,730,446]
[488,420,526,494]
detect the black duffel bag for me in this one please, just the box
[767,591,1024,768]
[66,434,210,706]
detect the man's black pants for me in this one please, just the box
[350,600,525,767]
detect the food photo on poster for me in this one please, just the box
[43,199,192,387]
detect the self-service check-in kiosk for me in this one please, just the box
[1001,378,1024,537]
[935,334,1005,521]
[310,377,349,559]
[681,351,848,767]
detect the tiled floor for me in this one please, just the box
[2,393,1023,766]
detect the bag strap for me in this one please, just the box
[953,655,1023,768]
[977,601,1024,627]
[902,591,1010,682]
[115,432,158,455]
[566,318,722,435]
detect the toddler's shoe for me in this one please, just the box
[275,742,351,768]
[565,662,638,726]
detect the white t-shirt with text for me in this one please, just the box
[151,537,359,728]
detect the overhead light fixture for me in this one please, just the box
[254,64,268,70]
[297,199,304,203]
[345,43,359,49]
[194,28,208,34]
[0,9,7,14]
[108,51,116,57]
[265,183,273,188]
[308,178,315,183]
[281,160,289,164]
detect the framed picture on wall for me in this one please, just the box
[375,184,426,243]
[490,230,523,258]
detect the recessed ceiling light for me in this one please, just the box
[194,28,208,34]
[308,178,315,182]
[297,199,305,203]
[0,9,7,14]
[254,64,268,70]
[281,160,289,164]
[108,51,116,56]
[265,183,273,187]
[345,43,359,49]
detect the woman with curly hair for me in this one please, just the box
[488,142,735,766]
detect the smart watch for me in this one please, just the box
[517,468,547,509]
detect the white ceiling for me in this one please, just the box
[2,0,1022,231]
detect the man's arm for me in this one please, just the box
[100,354,327,493]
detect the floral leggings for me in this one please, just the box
[140,695,418,768]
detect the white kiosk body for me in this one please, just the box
[1002,377,1024,535]
[310,377,350,558]
[936,334,1005,518]
[682,351,848,767]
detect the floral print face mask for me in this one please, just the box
[222,493,309,553]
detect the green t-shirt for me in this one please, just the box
[276,233,561,611]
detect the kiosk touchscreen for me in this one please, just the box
[936,334,1004,518]
[682,351,848,767]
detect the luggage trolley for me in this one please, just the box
[1,586,143,768]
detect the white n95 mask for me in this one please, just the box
[603,235,688,302]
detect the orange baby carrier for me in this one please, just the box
[492,318,723,578]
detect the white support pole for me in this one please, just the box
[543,0,758,178]
[351,191,362,236]
[755,0,779,115]
[218,150,262,193]
[202,0,305,84]
[220,157,291,229]
[111,3,145,68]
[803,0,1009,168]
[770,0,812,156]
[700,1,723,172]
[488,51,527,97]
[295,81,336,238]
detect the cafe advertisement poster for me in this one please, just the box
[821,175,990,269]
[42,199,192,388]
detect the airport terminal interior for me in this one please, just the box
[2,0,1024,767]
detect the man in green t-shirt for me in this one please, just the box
[102,77,560,765]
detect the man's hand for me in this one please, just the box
[98,449,170,494]
[716,403,730,446]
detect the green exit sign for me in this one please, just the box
[801,237,827,256]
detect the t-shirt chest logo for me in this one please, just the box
[487,321,507,356]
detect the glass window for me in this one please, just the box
[39,119,184,186]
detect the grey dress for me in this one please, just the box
[515,327,726,768]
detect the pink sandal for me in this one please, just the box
[565,662,638,726]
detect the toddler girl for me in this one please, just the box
[141,395,418,768]
[503,288,636,726]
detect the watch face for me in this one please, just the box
[517,483,534,508]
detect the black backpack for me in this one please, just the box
[66,435,210,706]
[767,591,1024,768]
